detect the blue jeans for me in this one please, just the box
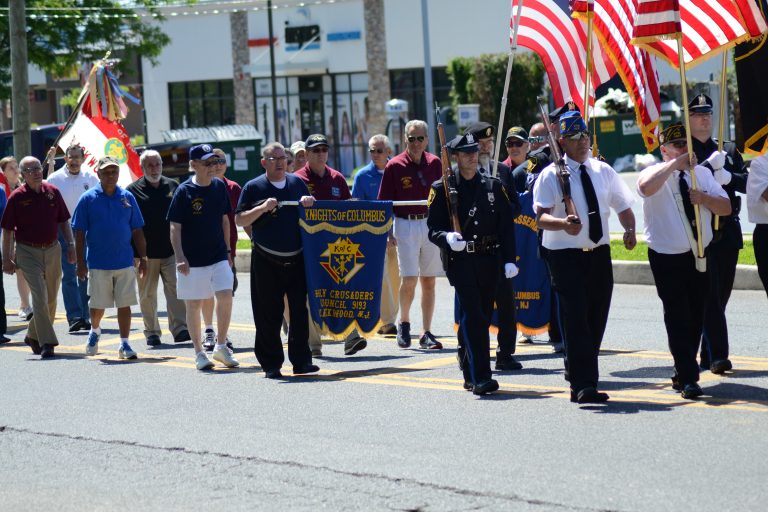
[59,234,90,322]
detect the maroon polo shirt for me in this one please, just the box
[377,150,442,217]
[294,164,351,200]
[221,176,242,257]
[1,182,70,246]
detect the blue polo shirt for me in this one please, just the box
[71,184,145,270]
[351,161,386,200]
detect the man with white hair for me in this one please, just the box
[378,120,443,350]
[127,150,190,347]
[352,134,399,335]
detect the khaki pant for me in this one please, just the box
[16,243,61,345]
[380,245,400,325]
[137,255,187,338]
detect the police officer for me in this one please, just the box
[427,133,518,395]
[688,94,747,374]
[464,121,522,370]
[533,111,636,404]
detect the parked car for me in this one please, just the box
[0,124,66,172]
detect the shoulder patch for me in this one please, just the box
[427,187,436,207]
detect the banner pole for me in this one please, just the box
[714,51,728,231]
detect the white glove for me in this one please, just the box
[705,150,727,171]
[504,262,519,279]
[713,168,732,185]
[445,232,466,252]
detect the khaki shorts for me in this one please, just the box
[393,217,444,277]
[88,267,138,309]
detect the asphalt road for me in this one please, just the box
[1,276,767,511]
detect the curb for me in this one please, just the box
[235,250,764,292]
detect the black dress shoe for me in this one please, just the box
[0,335,10,344]
[576,387,609,404]
[40,344,55,359]
[24,336,42,355]
[710,359,732,374]
[473,379,500,395]
[671,376,682,391]
[681,383,703,399]
[699,359,711,371]
[146,334,161,347]
[174,329,192,343]
[495,354,523,371]
[377,323,398,335]
[293,364,320,375]
[264,369,283,379]
[463,381,473,391]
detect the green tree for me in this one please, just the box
[447,52,545,133]
[0,0,173,99]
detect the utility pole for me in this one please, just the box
[267,0,279,142]
[420,0,435,154]
[10,0,31,158]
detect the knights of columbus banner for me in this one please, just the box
[512,191,550,336]
[299,200,392,337]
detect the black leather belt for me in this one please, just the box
[396,214,427,220]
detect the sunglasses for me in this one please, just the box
[407,135,426,143]
[528,136,546,144]
[369,148,386,154]
[310,147,329,153]
[505,139,527,148]
[666,140,688,149]
[204,158,227,167]
[564,131,591,141]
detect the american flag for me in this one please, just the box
[511,0,616,115]
[631,0,767,68]
[573,0,662,150]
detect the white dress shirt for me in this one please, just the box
[747,153,768,224]
[637,162,727,254]
[533,155,635,250]
[46,165,100,215]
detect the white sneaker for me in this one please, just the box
[85,331,100,356]
[213,347,240,368]
[196,352,214,370]
[18,307,32,321]
[118,344,138,360]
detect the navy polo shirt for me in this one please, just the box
[71,184,145,270]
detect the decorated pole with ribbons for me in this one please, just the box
[491,0,525,179]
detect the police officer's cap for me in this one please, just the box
[688,94,713,114]
[548,101,580,123]
[446,133,479,153]
[464,121,494,140]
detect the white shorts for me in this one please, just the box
[88,267,138,309]
[392,217,444,277]
[177,260,234,300]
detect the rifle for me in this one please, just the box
[435,104,462,233]
[537,100,580,224]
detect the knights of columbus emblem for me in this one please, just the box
[320,237,365,285]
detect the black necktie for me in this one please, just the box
[678,171,698,241]
[579,164,603,244]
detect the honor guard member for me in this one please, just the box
[688,94,747,374]
[235,142,319,379]
[465,121,523,370]
[637,123,731,398]
[533,111,637,404]
[747,152,768,297]
[427,133,518,395]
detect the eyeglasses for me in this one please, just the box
[407,135,426,143]
[265,156,288,162]
[22,166,43,173]
[310,147,329,153]
[369,148,386,154]
[204,158,227,167]
[505,139,527,148]
[528,136,546,144]
[666,140,688,149]
[564,131,591,141]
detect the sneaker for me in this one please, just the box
[202,329,216,352]
[18,307,33,321]
[118,344,138,360]
[85,331,100,356]
[418,331,443,350]
[195,352,214,370]
[69,318,86,334]
[224,336,234,351]
[377,323,397,335]
[397,322,411,348]
[517,334,533,344]
[344,334,367,355]
[212,347,240,368]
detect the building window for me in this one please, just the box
[168,80,235,129]
[389,67,452,122]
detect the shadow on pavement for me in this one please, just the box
[610,365,673,380]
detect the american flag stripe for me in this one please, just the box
[734,0,768,37]
[632,0,682,41]
[512,0,615,114]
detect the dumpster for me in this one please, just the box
[592,111,680,163]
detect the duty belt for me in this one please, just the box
[463,236,499,254]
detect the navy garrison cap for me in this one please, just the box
[446,133,479,153]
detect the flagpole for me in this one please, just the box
[583,4,593,126]
[43,51,111,174]
[676,35,704,258]
[492,0,524,178]
[714,51,728,231]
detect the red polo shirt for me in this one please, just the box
[378,150,442,217]
[1,182,70,245]
[294,164,351,200]
[221,176,242,257]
